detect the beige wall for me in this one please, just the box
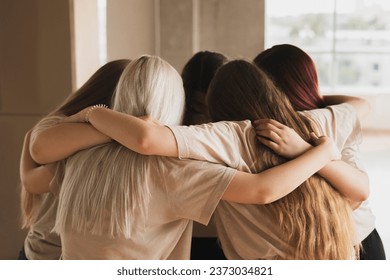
[199,0,264,60]
[0,0,73,259]
[107,0,156,61]
[159,0,265,72]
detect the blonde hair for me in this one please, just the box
[20,188,42,228]
[54,55,185,238]
[208,60,358,259]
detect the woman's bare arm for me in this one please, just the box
[63,107,178,157]
[20,131,53,194]
[223,136,337,204]
[30,122,111,165]
[254,119,369,202]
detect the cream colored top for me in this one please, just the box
[58,156,235,260]
[301,104,375,243]
[169,103,373,259]
[24,115,63,260]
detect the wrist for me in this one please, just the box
[317,141,340,162]
[85,104,108,123]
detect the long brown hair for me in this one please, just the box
[21,59,130,228]
[208,60,357,259]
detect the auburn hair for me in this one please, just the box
[254,44,326,111]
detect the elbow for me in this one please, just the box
[137,137,153,155]
[133,124,164,156]
[21,180,38,194]
[356,175,370,202]
[29,137,47,165]
[133,129,155,155]
[355,188,370,202]
[253,189,276,205]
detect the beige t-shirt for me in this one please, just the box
[24,115,63,260]
[59,156,235,260]
[168,103,373,259]
[301,104,375,243]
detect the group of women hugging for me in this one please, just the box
[19,44,386,260]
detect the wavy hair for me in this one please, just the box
[254,44,325,111]
[54,55,185,238]
[208,60,357,259]
[21,59,130,229]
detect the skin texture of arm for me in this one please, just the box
[20,131,53,194]
[254,119,369,203]
[64,107,340,204]
[222,138,335,204]
[30,122,111,165]
[64,107,179,157]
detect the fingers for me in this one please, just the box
[310,132,319,140]
[253,119,285,129]
[254,121,281,134]
[256,128,282,143]
[310,132,328,147]
[257,136,279,151]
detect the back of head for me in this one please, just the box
[208,60,356,259]
[208,59,303,134]
[181,51,227,125]
[113,55,185,125]
[21,59,130,229]
[56,59,131,116]
[55,55,185,239]
[253,44,325,111]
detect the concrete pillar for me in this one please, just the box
[106,0,156,61]
[158,0,265,72]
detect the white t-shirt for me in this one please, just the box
[168,103,374,259]
[301,103,375,243]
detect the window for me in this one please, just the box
[265,0,390,95]
[97,0,107,65]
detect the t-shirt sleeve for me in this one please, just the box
[167,121,254,168]
[158,157,236,225]
[302,103,365,171]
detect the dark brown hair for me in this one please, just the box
[181,51,227,124]
[54,59,130,116]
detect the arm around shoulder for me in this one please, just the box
[86,107,179,157]
[29,122,111,164]
[222,136,337,204]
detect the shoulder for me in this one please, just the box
[301,103,358,130]
[301,103,362,147]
